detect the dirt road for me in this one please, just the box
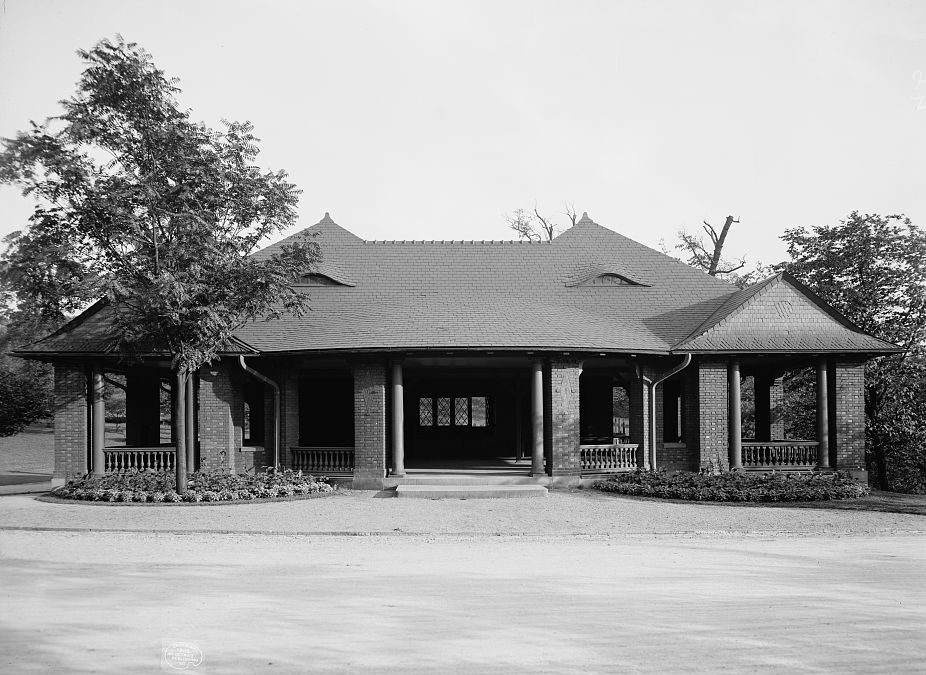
[1,530,924,674]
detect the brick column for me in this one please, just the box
[353,362,386,489]
[769,377,785,440]
[697,359,729,471]
[683,369,700,468]
[549,359,582,480]
[833,360,866,480]
[627,371,650,470]
[53,362,89,483]
[279,371,299,468]
[197,360,242,472]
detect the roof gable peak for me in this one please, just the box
[555,212,611,238]
[307,212,364,244]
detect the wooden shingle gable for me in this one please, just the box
[672,273,902,354]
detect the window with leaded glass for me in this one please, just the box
[454,398,469,426]
[418,397,433,426]
[471,397,487,427]
[436,397,451,426]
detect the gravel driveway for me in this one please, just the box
[2,530,924,674]
[1,488,924,537]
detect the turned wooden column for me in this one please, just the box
[728,359,742,470]
[530,359,545,476]
[391,360,406,477]
[185,373,196,471]
[90,364,106,475]
[816,358,831,469]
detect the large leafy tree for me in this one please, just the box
[778,212,926,492]
[0,307,53,436]
[0,37,319,489]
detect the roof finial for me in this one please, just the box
[578,211,594,225]
[320,212,334,224]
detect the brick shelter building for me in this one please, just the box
[18,213,900,488]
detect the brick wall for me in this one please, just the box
[353,362,386,489]
[53,363,88,480]
[549,360,582,476]
[833,360,865,475]
[197,360,243,472]
[697,359,729,471]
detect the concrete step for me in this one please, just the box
[395,484,548,499]
[388,474,548,487]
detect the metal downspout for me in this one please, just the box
[638,353,693,471]
[238,356,281,469]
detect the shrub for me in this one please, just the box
[594,469,869,502]
[51,468,334,503]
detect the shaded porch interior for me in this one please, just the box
[85,352,846,478]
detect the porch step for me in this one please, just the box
[390,474,547,486]
[395,484,549,499]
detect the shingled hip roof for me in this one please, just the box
[14,213,902,358]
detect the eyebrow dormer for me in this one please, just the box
[564,264,650,288]
[296,272,355,287]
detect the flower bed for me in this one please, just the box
[594,470,869,502]
[51,469,334,503]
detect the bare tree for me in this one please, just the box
[505,203,579,242]
[676,215,746,275]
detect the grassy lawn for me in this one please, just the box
[0,422,54,474]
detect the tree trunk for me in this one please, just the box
[708,216,738,275]
[174,368,188,493]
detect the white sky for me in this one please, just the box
[1,0,924,267]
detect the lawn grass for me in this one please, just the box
[0,422,54,474]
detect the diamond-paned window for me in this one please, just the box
[454,398,469,426]
[437,398,451,426]
[418,398,433,426]
[471,397,487,427]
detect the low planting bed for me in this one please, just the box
[594,470,869,502]
[51,468,334,503]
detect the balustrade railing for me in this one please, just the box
[291,447,354,475]
[580,443,639,474]
[742,441,818,469]
[104,447,176,473]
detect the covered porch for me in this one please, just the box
[49,350,869,488]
